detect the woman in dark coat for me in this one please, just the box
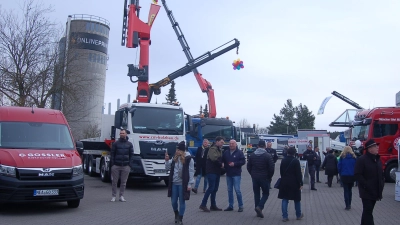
[322,149,338,187]
[278,147,304,222]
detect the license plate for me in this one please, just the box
[154,169,166,173]
[34,189,59,196]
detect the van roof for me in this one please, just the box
[0,106,67,124]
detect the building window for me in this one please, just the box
[86,22,90,31]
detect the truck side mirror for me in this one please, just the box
[76,141,84,156]
[114,111,123,128]
[187,115,196,136]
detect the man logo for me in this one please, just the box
[42,168,51,172]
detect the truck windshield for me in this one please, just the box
[0,122,74,149]
[351,125,370,141]
[202,125,232,140]
[249,137,259,145]
[131,107,184,135]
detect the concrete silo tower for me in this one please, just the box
[60,14,110,140]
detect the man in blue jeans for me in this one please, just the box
[222,140,246,212]
[247,140,275,218]
[193,139,209,194]
[199,136,225,212]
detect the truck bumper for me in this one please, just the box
[129,156,168,180]
[0,175,84,203]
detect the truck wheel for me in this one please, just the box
[67,199,80,208]
[385,163,398,183]
[100,159,111,183]
[83,155,89,174]
[164,179,169,187]
[88,156,96,177]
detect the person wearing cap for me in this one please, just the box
[165,141,195,224]
[247,140,275,218]
[354,139,384,225]
[302,144,318,190]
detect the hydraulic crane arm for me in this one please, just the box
[147,39,240,103]
[122,0,161,103]
[160,0,238,118]
[331,91,364,109]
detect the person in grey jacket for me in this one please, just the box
[247,140,275,218]
[110,129,134,202]
[165,141,194,225]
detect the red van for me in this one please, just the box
[0,106,84,208]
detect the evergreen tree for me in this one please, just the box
[268,99,315,134]
[165,81,178,104]
[199,105,203,115]
[295,103,315,129]
[203,104,209,118]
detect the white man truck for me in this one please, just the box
[80,102,192,186]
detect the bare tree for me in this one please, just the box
[81,123,101,139]
[239,118,251,128]
[0,0,100,140]
[0,0,94,111]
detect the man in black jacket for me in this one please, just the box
[247,140,274,218]
[110,129,134,202]
[354,139,384,225]
[193,139,209,194]
[266,141,278,163]
[302,144,317,190]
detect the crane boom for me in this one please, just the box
[122,0,161,103]
[147,39,240,102]
[332,91,364,109]
[160,0,238,118]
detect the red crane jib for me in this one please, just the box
[195,73,216,118]
[126,3,160,102]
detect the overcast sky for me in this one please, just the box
[2,0,399,132]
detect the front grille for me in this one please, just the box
[18,168,72,180]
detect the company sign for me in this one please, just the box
[19,153,66,159]
[288,138,309,145]
[70,32,108,54]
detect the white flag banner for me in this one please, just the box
[317,96,332,115]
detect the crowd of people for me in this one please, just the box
[108,129,385,225]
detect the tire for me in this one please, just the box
[83,155,89,174]
[67,199,80,208]
[164,179,169,187]
[385,163,398,183]
[100,159,111,183]
[88,156,96,177]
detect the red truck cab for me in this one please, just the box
[350,107,399,182]
[0,107,84,208]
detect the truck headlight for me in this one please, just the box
[0,164,16,177]
[72,165,83,176]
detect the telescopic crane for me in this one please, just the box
[331,91,364,109]
[122,0,240,106]
[160,0,239,118]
